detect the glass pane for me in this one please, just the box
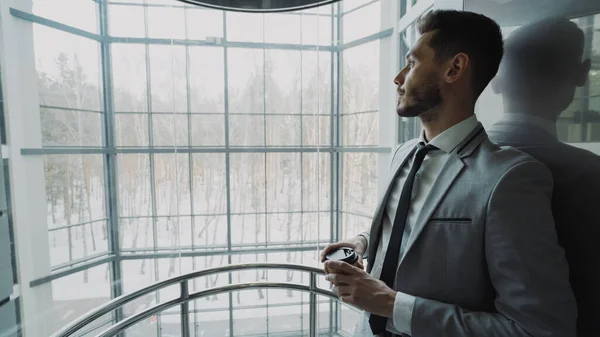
[48,221,109,267]
[112,44,148,112]
[266,212,302,245]
[301,14,333,46]
[44,155,106,265]
[115,114,149,147]
[230,153,266,213]
[342,0,375,12]
[231,213,266,247]
[343,1,382,42]
[189,46,225,113]
[232,290,267,336]
[120,259,158,337]
[343,40,380,114]
[228,48,265,114]
[226,12,264,42]
[343,112,379,146]
[189,255,231,335]
[120,217,154,250]
[152,114,189,147]
[266,153,301,212]
[34,25,102,111]
[72,221,108,263]
[302,51,332,115]
[154,154,191,216]
[193,215,227,249]
[41,108,102,147]
[191,154,227,214]
[49,264,112,335]
[265,50,301,114]
[186,8,224,40]
[149,45,187,113]
[302,153,331,211]
[266,115,301,146]
[301,211,332,242]
[302,116,330,146]
[229,115,265,146]
[264,14,302,44]
[118,154,152,217]
[342,152,378,221]
[108,4,145,38]
[190,115,225,146]
[156,216,192,248]
[147,6,186,39]
[33,0,98,33]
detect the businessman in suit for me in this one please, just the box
[488,17,600,336]
[321,10,577,337]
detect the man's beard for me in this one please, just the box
[396,81,442,120]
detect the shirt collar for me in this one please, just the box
[419,115,480,153]
[499,113,557,139]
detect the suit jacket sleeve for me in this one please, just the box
[410,160,577,337]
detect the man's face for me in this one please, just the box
[394,32,443,117]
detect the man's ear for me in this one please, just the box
[444,53,469,84]
[575,58,591,87]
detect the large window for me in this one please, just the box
[17,0,391,335]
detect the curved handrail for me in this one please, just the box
[51,263,335,337]
[97,282,339,337]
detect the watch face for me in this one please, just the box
[175,0,340,12]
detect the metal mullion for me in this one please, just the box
[183,7,196,335]
[261,13,271,337]
[98,0,124,328]
[299,16,305,333]
[39,105,104,114]
[140,1,161,335]
[342,0,379,16]
[331,4,343,334]
[340,28,393,51]
[48,218,109,232]
[9,8,102,41]
[107,35,335,51]
[222,11,235,337]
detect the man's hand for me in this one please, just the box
[320,235,367,273]
[324,260,396,317]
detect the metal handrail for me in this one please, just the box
[51,263,336,337]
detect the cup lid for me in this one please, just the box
[325,247,358,264]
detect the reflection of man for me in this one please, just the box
[320,10,576,337]
[488,17,600,336]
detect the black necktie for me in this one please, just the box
[369,142,437,335]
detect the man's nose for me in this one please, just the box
[394,73,404,86]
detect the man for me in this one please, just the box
[488,17,600,336]
[321,10,577,337]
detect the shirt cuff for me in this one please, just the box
[358,232,370,252]
[392,291,416,335]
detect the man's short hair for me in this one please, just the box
[417,10,504,99]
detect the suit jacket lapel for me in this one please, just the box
[399,124,487,264]
[367,142,416,271]
[399,155,464,264]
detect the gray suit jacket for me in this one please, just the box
[489,121,600,337]
[366,123,577,337]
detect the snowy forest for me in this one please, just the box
[37,18,381,303]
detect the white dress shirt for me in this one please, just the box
[356,115,480,336]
